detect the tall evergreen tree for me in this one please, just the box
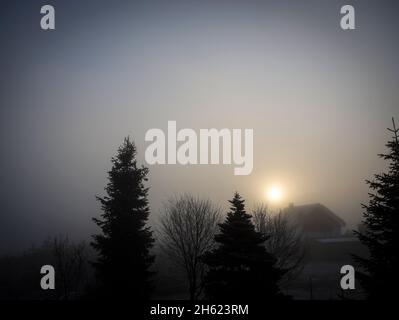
[354,118,399,299]
[91,137,154,299]
[202,192,286,300]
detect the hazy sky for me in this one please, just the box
[1,0,398,253]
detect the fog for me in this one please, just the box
[0,0,398,253]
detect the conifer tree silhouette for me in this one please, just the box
[202,192,286,300]
[354,118,399,299]
[91,137,154,299]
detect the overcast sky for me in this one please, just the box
[1,0,398,253]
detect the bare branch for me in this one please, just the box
[252,205,305,286]
[158,194,221,300]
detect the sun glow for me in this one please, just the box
[266,186,283,203]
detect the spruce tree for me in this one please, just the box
[354,118,399,299]
[91,137,154,299]
[202,192,285,300]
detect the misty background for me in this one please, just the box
[0,0,398,254]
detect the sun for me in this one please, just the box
[266,186,283,203]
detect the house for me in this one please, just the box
[283,203,345,238]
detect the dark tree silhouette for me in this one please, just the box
[202,192,286,300]
[252,205,304,286]
[50,235,88,300]
[354,118,399,300]
[0,237,88,300]
[159,194,220,300]
[91,137,154,299]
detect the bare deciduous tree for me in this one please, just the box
[158,194,221,300]
[252,204,304,286]
[49,235,88,299]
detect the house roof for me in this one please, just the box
[283,203,346,227]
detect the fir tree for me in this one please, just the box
[91,137,154,299]
[354,118,399,299]
[202,192,285,300]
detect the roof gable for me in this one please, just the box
[283,203,345,227]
